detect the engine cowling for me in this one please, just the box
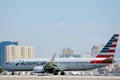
[33,66,45,73]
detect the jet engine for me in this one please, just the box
[33,66,45,73]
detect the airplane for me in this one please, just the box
[1,34,119,75]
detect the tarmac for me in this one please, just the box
[0,75,120,80]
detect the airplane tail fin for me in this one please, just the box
[96,34,119,58]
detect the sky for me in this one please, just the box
[0,0,120,58]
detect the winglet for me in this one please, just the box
[50,53,56,62]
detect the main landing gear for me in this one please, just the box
[60,71,65,75]
[53,70,59,75]
[12,71,15,75]
[53,70,65,75]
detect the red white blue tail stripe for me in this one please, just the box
[96,34,119,58]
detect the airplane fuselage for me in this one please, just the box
[2,58,110,71]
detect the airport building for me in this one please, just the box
[0,41,18,66]
[5,45,34,62]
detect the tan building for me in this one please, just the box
[62,48,74,55]
[60,48,75,58]
[5,45,34,62]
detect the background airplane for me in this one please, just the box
[1,34,119,75]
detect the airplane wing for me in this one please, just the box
[33,53,61,75]
[44,53,60,70]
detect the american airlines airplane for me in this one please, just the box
[1,34,119,75]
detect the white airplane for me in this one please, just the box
[1,34,119,75]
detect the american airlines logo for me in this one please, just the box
[16,59,23,66]
[16,60,46,66]
[16,62,19,66]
